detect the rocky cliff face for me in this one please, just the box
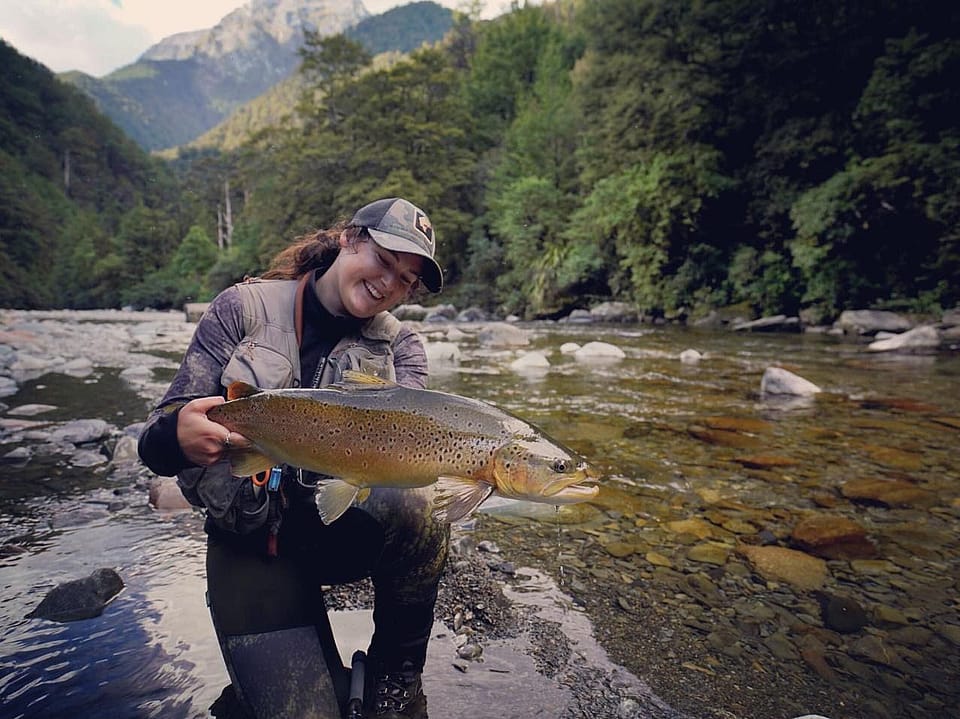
[142,0,368,62]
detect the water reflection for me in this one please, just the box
[0,514,222,719]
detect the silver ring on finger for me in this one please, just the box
[223,431,232,449]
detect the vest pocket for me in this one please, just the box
[177,462,271,534]
[222,339,295,389]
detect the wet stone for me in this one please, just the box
[849,559,899,575]
[665,518,715,539]
[841,478,936,508]
[645,552,673,568]
[791,514,878,559]
[847,635,911,672]
[702,416,774,433]
[737,545,828,591]
[871,605,909,626]
[686,543,730,566]
[764,631,798,661]
[816,593,869,633]
[732,454,798,470]
[687,425,763,449]
[604,541,637,558]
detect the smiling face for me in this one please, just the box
[318,231,424,318]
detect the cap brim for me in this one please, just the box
[367,228,443,293]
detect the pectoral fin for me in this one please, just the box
[226,381,261,400]
[228,448,274,478]
[314,479,360,524]
[432,476,494,524]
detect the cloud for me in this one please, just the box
[0,0,243,76]
[0,1,153,76]
[0,0,509,77]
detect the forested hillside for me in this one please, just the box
[0,41,182,308]
[3,0,959,319]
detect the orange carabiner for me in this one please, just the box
[252,471,269,487]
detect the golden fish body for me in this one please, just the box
[207,371,599,523]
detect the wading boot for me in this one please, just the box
[364,659,426,718]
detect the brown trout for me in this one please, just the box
[207,370,600,524]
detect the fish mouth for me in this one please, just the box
[542,473,600,502]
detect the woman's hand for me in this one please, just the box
[177,396,250,466]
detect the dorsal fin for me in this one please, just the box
[226,381,261,401]
[337,370,397,389]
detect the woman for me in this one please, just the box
[138,198,446,719]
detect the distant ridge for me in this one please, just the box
[60,1,453,153]
[182,2,455,154]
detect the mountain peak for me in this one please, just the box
[141,0,370,62]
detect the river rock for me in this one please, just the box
[942,307,960,327]
[840,478,935,507]
[510,351,550,371]
[679,349,702,364]
[814,592,869,633]
[560,342,580,354]
[70,448,109,467]
[392,304,429,321]
[477,322,530,347]
[760,367,822,396]
[456,306,488,322]
[867,325,941,352]
[26,567,124,622]
[573,341,626,360]
[589,302,639,323]
[733,315,801,332]
[8,403,57,417]
[733,454,799,470]
[3,446,32,464]
[688,425,762,449]
[835,310,913,335]
[687,542,730,565]
[791,515,877,559]
[425,341,461,365]
[703,416,774,433]
[61,357,94,377]
[50,419,112,444]
[148,477,194,511]
[0,376,17,397]
[737,544,828,590]
[424,304,458,322]
[183,303,209,322]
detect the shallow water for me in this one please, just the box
[1,316,958,718]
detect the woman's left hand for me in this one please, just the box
[177,395,250,466]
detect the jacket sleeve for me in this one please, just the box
[392,325,429,389]
[137,287,245,476]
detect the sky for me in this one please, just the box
[0,0,511,77]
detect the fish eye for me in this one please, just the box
[552,459,568,473]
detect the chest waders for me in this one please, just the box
[207,274,400,718]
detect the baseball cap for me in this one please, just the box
[350,197,443,293]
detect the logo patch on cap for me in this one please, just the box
[415,212,433,244]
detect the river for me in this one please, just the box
[0,310,957,719]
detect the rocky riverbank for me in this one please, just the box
[2,307,959,719]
